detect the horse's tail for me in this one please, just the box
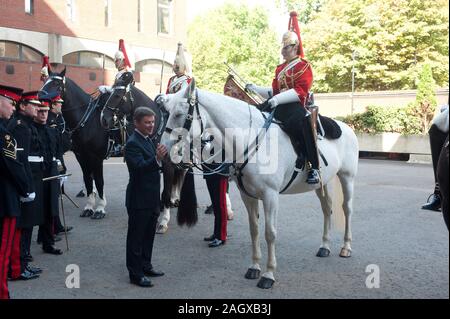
[161,159,175,208]
[177,169,198,227]
[331,176,346,232]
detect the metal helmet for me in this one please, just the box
[281,11,304,58]
[173,43,190,74]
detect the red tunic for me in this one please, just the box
[166,74,192,94]
[272,57,313,106]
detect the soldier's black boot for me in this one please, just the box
[302,118,320,185]
[422,192,441,211]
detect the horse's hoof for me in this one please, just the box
[156,224,168,234]
[173,199,180,207]
[257,277,275,289]
[91,211,106,220]
[316,247,331,258]
[245,268,261,280]
[339,248,352,258]
[80,209,94,218]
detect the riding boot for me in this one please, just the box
[301,116,320,184]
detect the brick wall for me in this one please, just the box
[0,0,187,51]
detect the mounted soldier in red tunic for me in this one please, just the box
[246,11,320,184]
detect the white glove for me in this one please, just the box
[245,83,273,99]
[268,97,279,109]
[60,176,68,188]
[20,192,36,203]
[98,85,113,94]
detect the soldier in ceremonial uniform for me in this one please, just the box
[45,94,73,236]
[246,11,319,184]
[7,92,42,281]
[34,100,63,255]
[166,43,192,94]
[94,39,133,97]
[0,84,32,299]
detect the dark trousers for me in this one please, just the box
[274,103,319,169]
[206,176,228,241]
[126,207,159,280]
[38,214,54,249]
[429,124,448,195]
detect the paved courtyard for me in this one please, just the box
[11,153,449,299]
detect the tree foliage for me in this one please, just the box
[275,0,329,23]
[188,3,279,93]
[303,0,449,92]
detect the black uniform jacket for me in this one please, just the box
[0,119,30,218]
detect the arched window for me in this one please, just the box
[135,59,172,75]
[0,40,43,62]
[63,51,115,69]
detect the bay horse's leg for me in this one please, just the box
[257,191,279,289]
[241,193,261,281]
[338,173,355,258]
[92,158,106,220]
[315,185,333,257]
[76,153,95,217]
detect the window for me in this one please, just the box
[157,0,172,35]
[0,41,42,62]
[63,51,115,69]
[66,0,76,21]
[25,0,34,15]
[104,0,112,27]
[137,0,143,32]
[135,59,172,74]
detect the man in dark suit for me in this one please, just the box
[125,107,167,287]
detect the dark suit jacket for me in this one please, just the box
[124,131,161,211]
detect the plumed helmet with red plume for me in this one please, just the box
[41,55,51,81]
[115,39,132,69]
[281,11,305,58]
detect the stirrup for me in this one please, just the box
[306,169,320,185]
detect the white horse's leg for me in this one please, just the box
[95,194,107,214]
[241,194,262,280]
[157,207,170,234]
[258,191,279,289]
[338,173,354,258]
[226,192,234,220]
[315,185,333,257]
[81,192,96,217]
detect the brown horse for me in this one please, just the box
[437,136,449,230]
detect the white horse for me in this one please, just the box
[159,79,359,289]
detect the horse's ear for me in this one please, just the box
[60,67,67,77]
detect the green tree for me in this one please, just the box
[407,63,438,133]
[302,0,449,93]
[276,0,329,23]
[188,3,279,93]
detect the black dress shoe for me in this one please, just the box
[26,265,43,275]
[143,268,165,277]
[203,235,215,242]
[422,194,441,211]
[43,246,63,255]
[204,205,214,215]
[306,169,320,184]
[208,239,225,248]
[130,276,154,287]
[11,269,40,281]
[55,226,73,235]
